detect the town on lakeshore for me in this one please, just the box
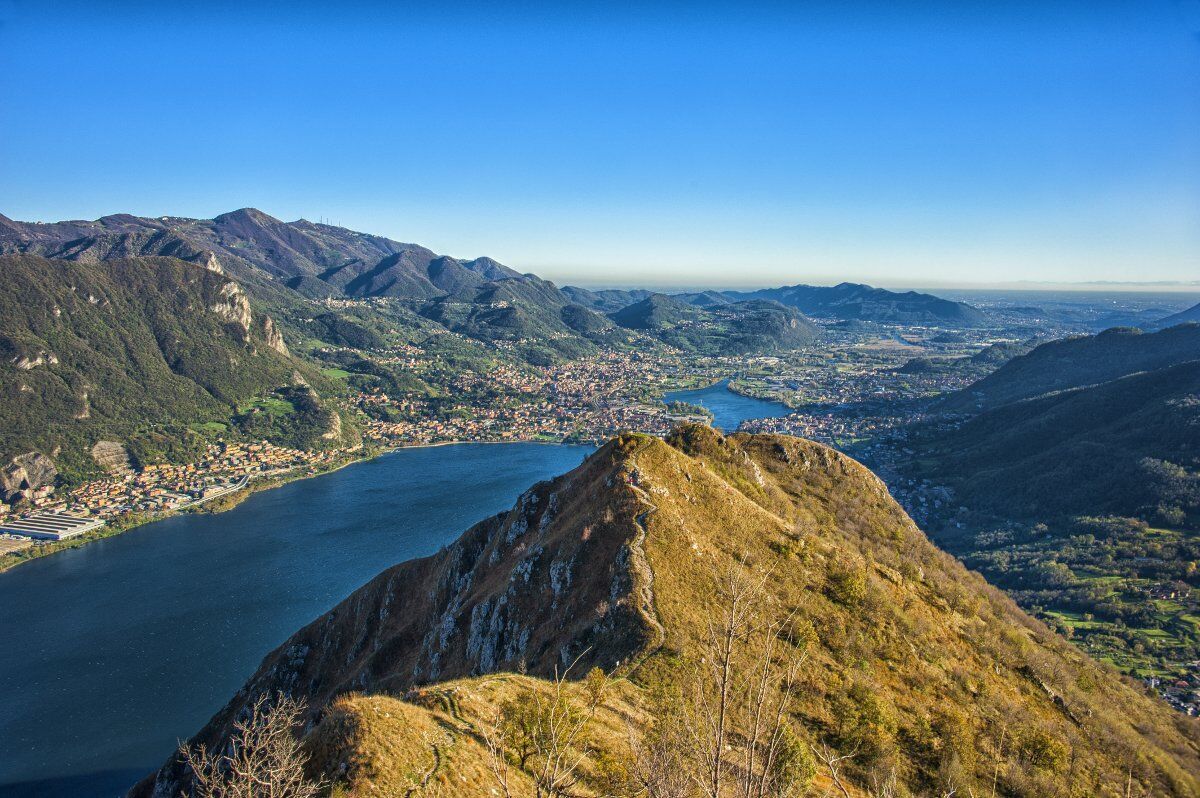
[2,316,1003,547]
[0,320,1016,553]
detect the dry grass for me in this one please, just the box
[162,425,1200,798]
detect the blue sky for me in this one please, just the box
[2,1,1198,288]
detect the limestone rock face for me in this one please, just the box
[0,452,58,503]
[262,315,288,355]
[320,408,341,440]
[13,351,57,370]
[199,251,224,274]
[210,282,253,340]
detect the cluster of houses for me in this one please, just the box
[64,441,332,519]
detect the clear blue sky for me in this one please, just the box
[2,1,1198,288]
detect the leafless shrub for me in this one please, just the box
[178,693,325,798]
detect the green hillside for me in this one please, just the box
[0,254,348,486]
[897,355,1200,685]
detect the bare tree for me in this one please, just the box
[484,656,610,798]
[812,743,856,798]
[624,558,812,798]
[179,693,325,798]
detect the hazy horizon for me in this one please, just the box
[2,1,1198,287]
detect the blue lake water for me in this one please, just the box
[661,379,792,432]
[0,443,592,798]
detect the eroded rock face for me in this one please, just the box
[262,315,288,355]
[0,452,58,503]
[91,441,134,476]
[199,251,224,274]
[210,282,253,340]
[13,351,58,370]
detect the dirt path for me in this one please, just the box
[624,442,667,677]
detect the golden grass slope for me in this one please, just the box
[141,426,1200,798]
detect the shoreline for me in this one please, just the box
[0,437,598,575]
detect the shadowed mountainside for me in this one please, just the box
[937,324,1200,414]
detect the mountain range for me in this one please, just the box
[727,282,991,326]
[0,210,991,327]
[137,427,1200,798]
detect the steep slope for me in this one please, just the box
[730,282,990,327]
[0,254,341,485]
[915,361,1200,523]
[939,325,1200,413]
[144,429,1200,798]
[892,360,1200,684]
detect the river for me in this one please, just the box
[661,379,793,431]
[0,443,591,798]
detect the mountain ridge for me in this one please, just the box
[937,324,1200,413]
[139,427,1200,798]
[727,282,990,326]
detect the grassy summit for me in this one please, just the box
[141,428,1200,797]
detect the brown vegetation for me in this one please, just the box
[141,426,1200,798]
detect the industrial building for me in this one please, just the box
[0,512,106,541]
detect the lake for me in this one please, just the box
[661,379,792,431]
[0,443,592,798]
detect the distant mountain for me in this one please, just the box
[608,292,698,329]
[418,275,627,363]
[938,325,1200,413]
[728,282,990,326]
[609,295,819,354]
[559,285,652,312]
[1149,303,1200,331]
[0,209,524,302]
[139,428,1200,798]
[0,254,349,489]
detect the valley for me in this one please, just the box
[8,5,1200,796]
[1,210,1199,798]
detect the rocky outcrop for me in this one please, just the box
[199,251,224,274]
[320,407,341,440]
[261,315,288,355]
[210,282,253,341]
[12,351,58,370]
[0,452,57,504]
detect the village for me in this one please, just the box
[0,326,1013,560]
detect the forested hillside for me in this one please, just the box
[0,255,349,486]
[891,326,1200,685]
